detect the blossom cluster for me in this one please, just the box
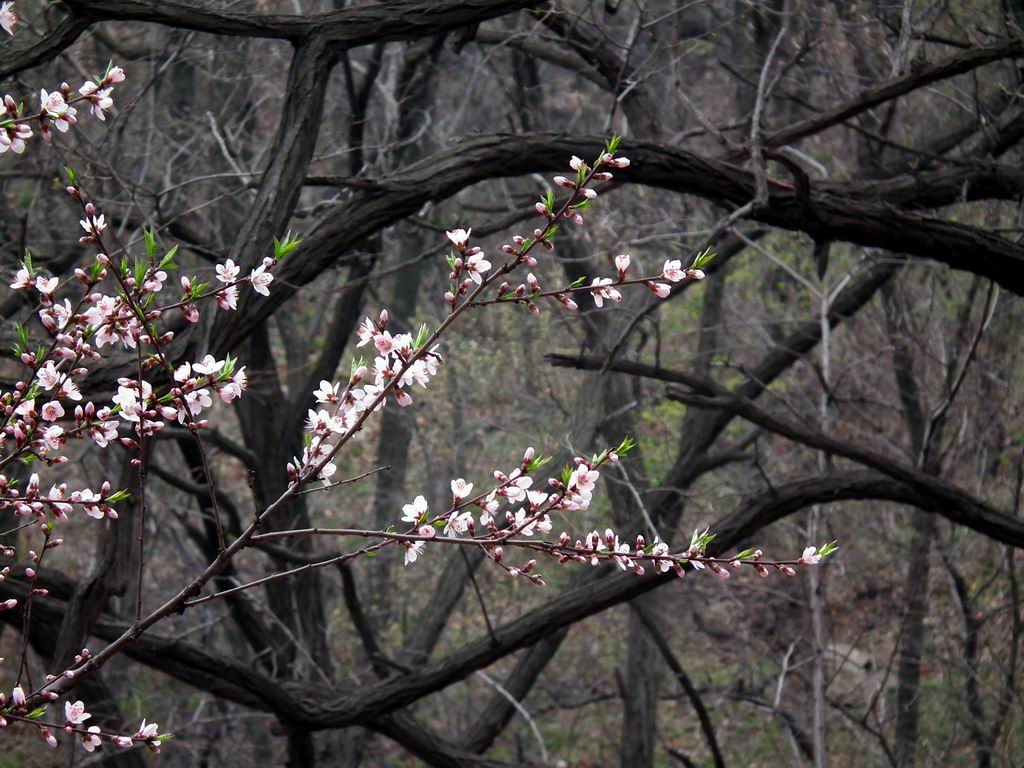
[396,442,838,584]
[0,90,840,763]
[0,79,298,747]
[445,142,713,316]
[1,63,125,155]
[290,310,442,486]
[0,685,165,753]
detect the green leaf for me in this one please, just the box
[143,227,157,258]
[691,247,716,270]
[133,258,147,289]
[159,245,179,270]
[25,706,47,720]
[273,231,302,260]
[818,540,839,558]
[413,323,429,350]
[526,454,552,473]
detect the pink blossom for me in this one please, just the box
[65,700,91,725]
[799,546,822,565]
[569,155,585,171]
[217,285,238,310]
[84,87,114,121]
[556,293,578,311]
[647,281,671,299]
[40,401,64,422]
[0,122,31,154]
[217,368,246,403]
[662,259,685,282]
[40,728,57,748]
[614,254,630,276]
[589,278,621,308]
[81,726,102,753]
[37,361,61,391]
[105,66,126,84]
[34,275,57,294]
[113,735,134,749]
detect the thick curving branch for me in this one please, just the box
[211,133,1024,354]
[58,0,541,45]
[0,12,90,79]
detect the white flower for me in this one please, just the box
[81,726,102,753]
[39,89,76,132]
[216,259,239,283]
[450,478,473,500]
[0,2,16,36]
[402,494,428,524]
[37,361,61,391]
[465,252,491,284]
[249,264,273,296]
[443,510,473,538]
[10,267,32,290]
[86,87,114,121]
[589,277,621,308]
[403,540,425,566]
[191,354,224,377]
[446,228,471,250]
[135,719,159,740]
